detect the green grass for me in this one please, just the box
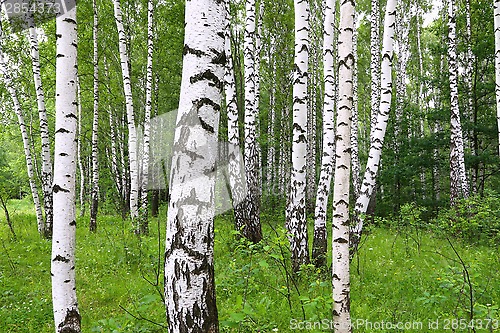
[0,198,499,332]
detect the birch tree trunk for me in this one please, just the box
[28,19,53,238]
[287,0,310,272]
[163,0,224,330]
[225,0,246,233]
[351,0,397,252]
[139,0,154,234]
[243,0,262,243]
[51,1,81,331]
[332,0,354,329]
[370,0,380,138]
[352,10,361,200]
[0,43,44,235]
[495,0,500,157]
[312,0,335,268]
[113,0,139,220]
[89,0,99,232]
[76,76,85,217]
[448,0,469,206]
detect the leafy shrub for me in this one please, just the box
[433,192,500,245]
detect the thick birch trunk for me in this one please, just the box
[352,0,397,251]
[243,0,262,243]
[113,0,139,219]
[287,0,310,272]
[51,2,81,331]
[225,1,246,233]
[90,0,99,232]
[312,0,336,268]
[163,0,224,330]
[332,0,354,329]
[28,21,53,238]
[139,0,154,234]
[448,0,469,206]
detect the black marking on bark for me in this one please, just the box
[193,98,221,112]
[60,153,68,157]
[69,220,76,226]
[53,255,70,263]
[199,117,214,134]
[56,128,70,134]
[211,48,226,65]
[58,308,81,333]
[334,237,348,244]
[64,279,71,283]
[184,45,206,57]
[190,70,222,91]
[66,113,77,120]
[53,184,70,193]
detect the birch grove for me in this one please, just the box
[51,1,81,331]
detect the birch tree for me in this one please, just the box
[332,0,354,328]
[351,0,397,252]
[225,0,246,233]
[89,0,99,232]
[113,0,139,219]
[28,16,53,238]
[287,0,310,272]
[51,1,81,331]
[370,0,380,137]
[312,0,335,268]
[448,0,469,205]
[243,0,262,243]
[163,0,224,330]
[495,0,500,157]
[139,0,154,233]
[0,41,44,235]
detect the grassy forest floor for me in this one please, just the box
[0,198,499,332]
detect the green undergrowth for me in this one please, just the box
[0,197,499,332]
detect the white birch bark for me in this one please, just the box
[225,0,246,232]
[370,0,380,139]
[243,0,262,243]
[332,0,354,328]
[113,0,139,219]
[28,20,53,238]
[0,44,44,235]
[266,43,276,193]
[495,0,500,157]
[352,9,361,200]
[76,76,85,217]
[163,0,224,330]
[89,0,99,232]
[312,0,336,268]
[352,0,397,250]
[51,1,81,331]
[287,0,310,272]
[448,0,469,205]
[139,0,154,233]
